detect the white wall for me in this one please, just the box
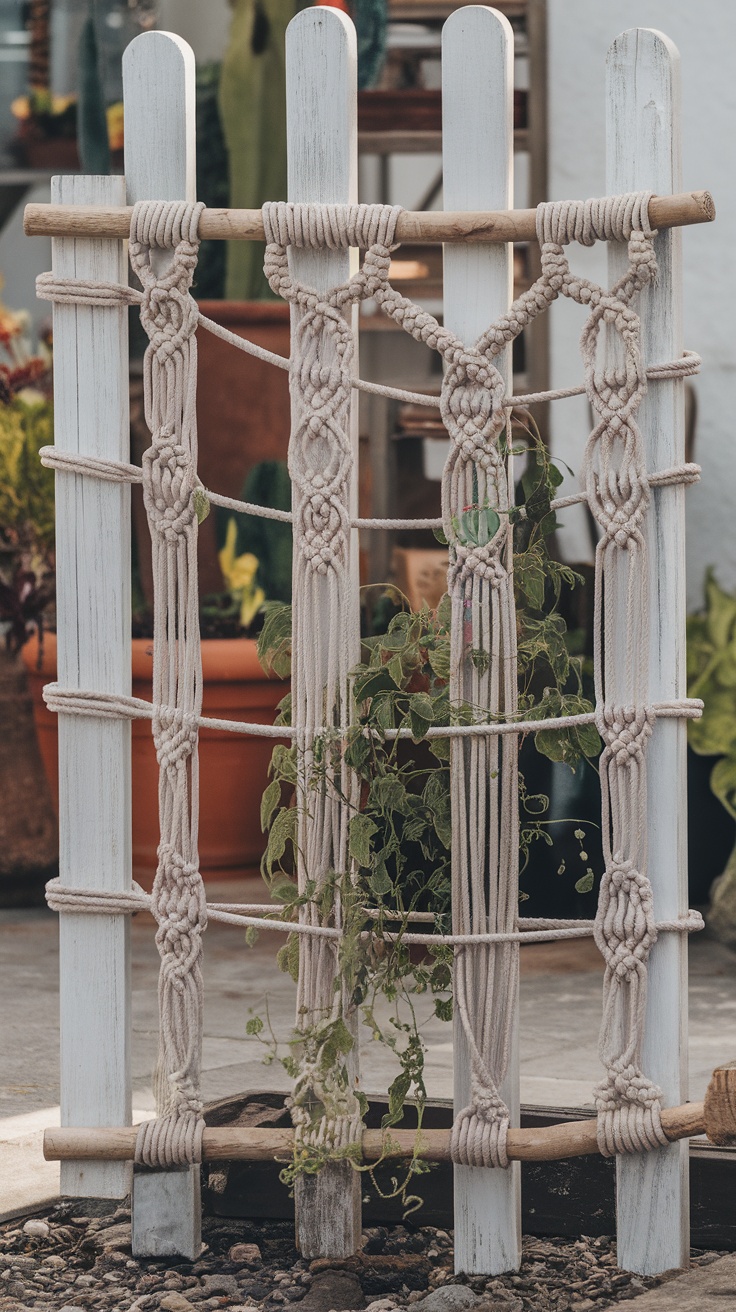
[547,0,736,608]
[157,0,232,65]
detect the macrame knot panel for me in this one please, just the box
[130,198,208,1170]
[262,202,408,1161]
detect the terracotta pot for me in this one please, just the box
[195,301,292,595]
[22,633,288,887]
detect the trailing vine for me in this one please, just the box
[250,416,600,1209]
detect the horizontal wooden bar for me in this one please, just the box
[44,1099,707,1165]
[24,190,715,245]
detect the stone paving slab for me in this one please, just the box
[620,1253,736,1309]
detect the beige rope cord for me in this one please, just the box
[39,192,704,1173]
[128,199,208,1170]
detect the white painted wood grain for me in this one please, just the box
[53,173,132,1200]
[285,6,362,1258]
[122,29,202,1257]
[606,27,689,1275]
[123,30,195,207]
[442,6,520,1276]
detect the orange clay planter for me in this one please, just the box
[22,633,287,888]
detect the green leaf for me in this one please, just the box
[689,688,736,757]
[354,667,398,703]
[370,775,409,814]
[349,812,378,868]
[261,778,281,833]
[711,752,736,821]
[193,487,211,524]
[257,602,292,678]
[436,593,452,630]
[434,997,453,1022]
[428,642,451,681]
[245,1016,264,1036]
[262,805,298,879]
[575,870,594,895]
[409,692,434,741]
[369,860,392,898]
[276,932,300,982]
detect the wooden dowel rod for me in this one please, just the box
[24,190,715,245]
[43,1100,707,1165]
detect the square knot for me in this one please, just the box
[153,706,199,770]
[452,542,507,589]
[596,704,653,764]
[143,432,197,541]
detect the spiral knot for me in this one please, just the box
[142,430,198,541]
[141,281,199,365]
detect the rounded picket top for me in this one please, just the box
[123,30,197,203]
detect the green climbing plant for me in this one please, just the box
[250,415,600,1209]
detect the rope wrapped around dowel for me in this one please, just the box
[129,198,208,1170]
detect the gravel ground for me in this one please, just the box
[0,1205,726,1312]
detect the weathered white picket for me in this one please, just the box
[285,7,363,1260]
[52,171,132,1204]
[122,30,202,1261]
[47,7,692,1278]
[441,6,520,1277]
[606,28,689,1276]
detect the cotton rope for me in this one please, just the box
[126,198,208,1170]
[39,191,704,1174]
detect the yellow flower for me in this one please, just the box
[218,517,265,629]
[106,102,124,152]
[11,96,31,121]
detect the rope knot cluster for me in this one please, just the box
[451,1077,510,1169]
[595,856,658,981]
[152,843,208,989]
[452,541,507,590]
[597,705,654,766]
[153,705,199,773]
[142,428,198,542]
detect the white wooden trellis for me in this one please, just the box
[44,7,694,1277]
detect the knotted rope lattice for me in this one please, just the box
[129,198,208,1169]
[38,192,704,1175]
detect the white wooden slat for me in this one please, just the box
[606,28,689,1275]
[285,6,362,1259]
[442,6,520,1276]
[54,172,132,1200]
[122,29,202,1261]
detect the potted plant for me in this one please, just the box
[686,571,736,935]
[250,421,601,1200]
[18,451,292,887]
